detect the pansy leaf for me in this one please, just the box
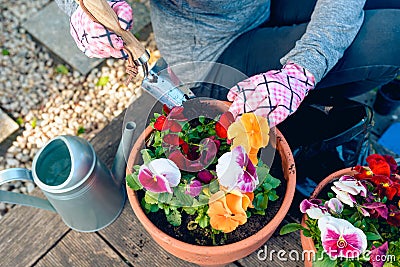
[208,179,220,194]
[254,193,269,210]
[144,191,159,205]
[195,214,209,228]
[158,192,173,203]
[279,223,305,235]
[268,190,279,201]
[174,187,194,206]
[365,232,382,241]
[313,250,337,267]
[166,210,182,226]
[265,174,281,189]
[141,149,153,165]
[126,173,143,190]
[183,207,197,215]
[256,164,270,186]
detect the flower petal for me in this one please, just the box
[138,166,172,193]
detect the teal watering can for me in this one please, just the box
[0,122,136,232]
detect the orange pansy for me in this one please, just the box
[207,190,251,233]
[227,113,269,165]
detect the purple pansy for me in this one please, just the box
[318,216,367,259]
[370,242,389,267]
[138,158,180,193]
[300,199,329,219]
[216,145,258,193]
[185,179,202,197]
[197,169,214,184]
[361,202,388,219]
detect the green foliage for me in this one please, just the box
[15,117,24,125]
[77,126,85,135]
[55,64,69,74]
[279,223,305,235]
[96,76,109,86]
[166,209,182,226]
[126,168,143,191]
[2,49,10,55]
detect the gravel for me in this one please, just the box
[0,0,158,219]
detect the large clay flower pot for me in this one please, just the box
[300,168,356,267]
[125,120,296,267]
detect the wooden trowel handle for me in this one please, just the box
[82,0,147,61]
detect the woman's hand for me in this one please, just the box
[70,0,133,58]
[228,62,315,127]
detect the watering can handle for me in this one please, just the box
[0,168,56,212]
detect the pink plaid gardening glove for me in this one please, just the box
[228,62,315,127]
[70,0,133,59]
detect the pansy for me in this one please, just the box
[369,175,400,200]
[185,179,202,197]
[370,242,389,267]
[215,111,234,139]
[138,158,180,193]
[318,216,367,259]
[360,202,388,219]
[325,198,344,214]
[387,208,400,227]
[300,199,329,219]
[227,113,269,165]
[207,190,251,233]
[366,154,391,177]
[216,145,258,193]
[331,175,367,207]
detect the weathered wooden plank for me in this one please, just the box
[0,190,69,267]
[237,231,304,267]
[35,230,129,267]
[98,202,197,266]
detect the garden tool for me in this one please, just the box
[81,0,195,108]
[0,122,136,232]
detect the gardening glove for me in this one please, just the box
[70,0,133,59]
[228,62,315,128]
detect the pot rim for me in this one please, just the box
[126,124,296,254]
[300,168,356,255]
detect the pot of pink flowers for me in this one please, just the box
[280,154,400,267]
[125,100,297,267]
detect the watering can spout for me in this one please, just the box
[111,121,136,186]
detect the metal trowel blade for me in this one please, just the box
[141,57,195,108]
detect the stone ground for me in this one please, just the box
[0,0,158,218]
[0,0,399,219]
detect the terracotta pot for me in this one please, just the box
[125,108,296,267]
[300,168,356,267]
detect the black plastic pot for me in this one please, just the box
[373,79,400,115]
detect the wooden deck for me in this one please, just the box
[0,92,304,267]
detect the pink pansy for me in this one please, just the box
[216,145,258,193]
[325,198,344,214]
[370,242,389,267]
[138,158,181,193]
[331,175,367,207]
[318,216,367,259]
[185,179,202,197]
[300,199,329,219]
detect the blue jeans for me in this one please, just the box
[194,0,400,101]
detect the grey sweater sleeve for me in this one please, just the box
[280,0,366,83]
[54,0,79,17]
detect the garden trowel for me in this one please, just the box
[81,0,195,107]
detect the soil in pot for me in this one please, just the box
[137,150,286,246]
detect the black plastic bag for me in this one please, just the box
[278,97,373,198]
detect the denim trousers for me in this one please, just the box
[193,0,400,102]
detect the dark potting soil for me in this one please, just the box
[139,152,287,246]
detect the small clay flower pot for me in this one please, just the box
[125,109,296,267]
[373,79,400,115]
[300,168,356,267]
